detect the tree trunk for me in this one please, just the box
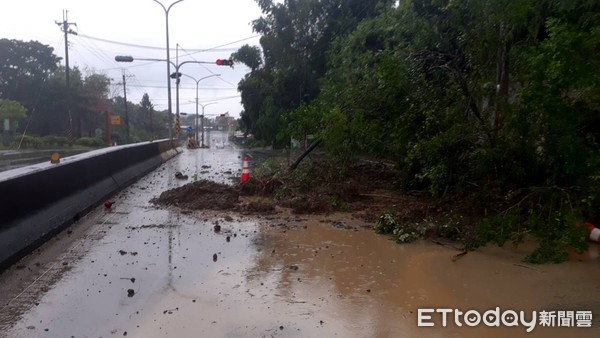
[495,23,511,140]
[289,139,322,171]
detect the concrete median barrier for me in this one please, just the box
[0,139,181,270]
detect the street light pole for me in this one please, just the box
[179,73,220,144]
[152,0,184,139]
[199,102,217,148]
[171,60,217,139]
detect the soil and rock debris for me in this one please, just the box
[151,161,462,238]
[152,162,433,220]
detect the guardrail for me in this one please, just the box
[0,139,181,270]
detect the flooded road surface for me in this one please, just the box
[1,141,599,337]
[254,213,600,338]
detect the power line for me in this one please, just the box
[153,95,240,102]
[126,84,237,90]
[74,29,121,69]
[183,35,261,55]
[76,33,259,52]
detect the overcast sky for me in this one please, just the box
[0,0,265,118]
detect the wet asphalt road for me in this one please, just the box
[0,144,254,337]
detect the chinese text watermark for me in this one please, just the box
[417,308,593,332]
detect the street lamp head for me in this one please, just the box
[115,55,134,62]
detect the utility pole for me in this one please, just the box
[121,69,131,143]
[56,10,77,143]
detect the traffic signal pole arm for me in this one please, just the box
[115,55,176,67]
[115,57,232,70]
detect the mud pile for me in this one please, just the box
[152,180,239,210]
[151,161,422,217]
[150,162,440,222]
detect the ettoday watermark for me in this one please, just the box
[417,307,593,332]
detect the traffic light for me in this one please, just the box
[170,72,182,79]
[114,55,134,62]
[216,59,234,67]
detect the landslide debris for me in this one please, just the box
[150,161,407,217]
[152,179,239,210]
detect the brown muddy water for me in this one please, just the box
[251,212,600,338]
[0,145,599,338]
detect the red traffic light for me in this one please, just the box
[216,59,233,66]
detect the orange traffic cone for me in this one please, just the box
[240,156,250,183]
[588,222,600,243]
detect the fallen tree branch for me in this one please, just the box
[452,250,468,262]
[289,139,322,171]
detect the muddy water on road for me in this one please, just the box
[251,213,600,338]
[1,144,599,338]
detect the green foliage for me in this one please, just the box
[329,194,348,211]
[465,187,591,263]
[231,44,262,71]
[135,93,155,136]
[41,135,68,147]
[286,102,322,141]
[466,213,522,250]
[11,135,72,149]
[235,0,600,262]
[254,158,284,178]
[525,240,569,264]
[0,39,60,110]
[19,135,43,149]
[392,226,420,244]
[375,211,397,234]
[375,211,461,243]
[235,0,394,144]
[74,137,104,148]
[320,108,357,169]
[404,124,473,196]
[0,99,27,120]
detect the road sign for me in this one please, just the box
[110,116,121,125]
